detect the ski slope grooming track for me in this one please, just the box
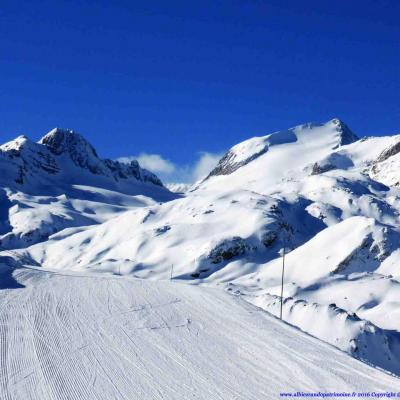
[0,269,399,400]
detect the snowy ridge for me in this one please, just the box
[206,118,357,179]
[0,128,163,188]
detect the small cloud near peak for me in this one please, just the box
[117,151,223,184]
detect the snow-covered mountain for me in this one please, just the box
[2,118,400,378]
[0,128,175,249]
[0,128,163,188]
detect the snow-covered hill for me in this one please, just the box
[2,118,400,380]
[0,267,398,400]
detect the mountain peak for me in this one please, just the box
[37,127,109,175]
[0,134,31,151]
[39,128,98,157]
[0,135,40,160]
[328,118,358,145]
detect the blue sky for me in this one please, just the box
[0,0,399,182]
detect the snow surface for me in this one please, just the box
[165,182,193,193]
[0,267,399,400]
[2,119,400,387]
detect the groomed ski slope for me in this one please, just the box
[0,269,399,400]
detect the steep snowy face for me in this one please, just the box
[332,118,359,146]
[207,130,297,177]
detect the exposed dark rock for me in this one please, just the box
[154,225,171,236]
[262,231,278,247]
[206,146,268,178]
[375,139,400,163]
[208,237,251,264]
[311,162,335,175]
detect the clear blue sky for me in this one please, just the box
[0,0,399,170]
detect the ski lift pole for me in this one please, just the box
[170,264,174,281]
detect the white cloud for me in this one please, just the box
[117,153,176,174]
[117,151,223,184]
[192,152,223,182]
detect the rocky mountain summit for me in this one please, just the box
[0,128,162,188]
[206,119,358,180]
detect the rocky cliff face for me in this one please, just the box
[0,128,163,187]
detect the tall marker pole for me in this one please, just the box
[280,243,286,320]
